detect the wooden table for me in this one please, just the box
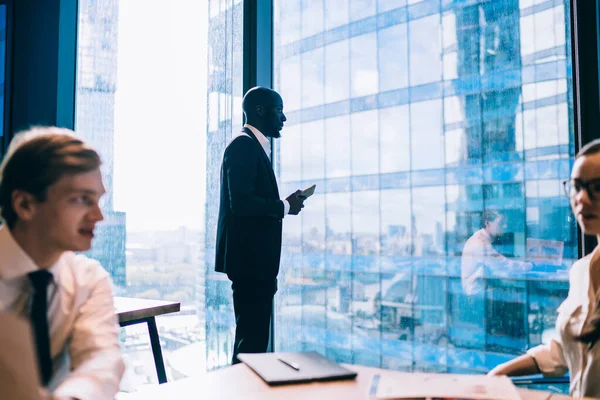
[119,363,578,400]
[114,297,180,384]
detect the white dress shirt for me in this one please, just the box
[237,124,290,216]
[461,229,530,295]
[0,226,125,400]
[527,249,600,398]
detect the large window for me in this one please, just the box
[73,0,578,390]
[274,0,575,374]
[75,0,242,387]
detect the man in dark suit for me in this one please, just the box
[215,87,305,364]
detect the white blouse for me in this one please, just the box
[528,249,600,398]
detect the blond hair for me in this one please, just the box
[0,127,101,228]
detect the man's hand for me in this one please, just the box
[286,190,305,215]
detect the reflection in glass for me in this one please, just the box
[351,110,379,176]
[350,33,378,98]
[325,0,349,30]
[279,124,302,182]
[378,24,409,92]
[379,106,410,173]
[324,116,351,179]
[325,41,350,104]
[279,56,302,112]
[302,48,325,108]
[302,121,326,180]
[350,0,376,22]
[409,15,442,86]
[270,0,575,382]
[411,100,443,171]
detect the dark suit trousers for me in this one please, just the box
[230,278,277,365]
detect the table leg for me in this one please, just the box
[147,317,168,384]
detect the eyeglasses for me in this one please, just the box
[563,178,600,200]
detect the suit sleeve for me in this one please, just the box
[224,136,285,218]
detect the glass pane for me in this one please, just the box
[274,0,576,376]
[76,0,242,389]
[204,0,244,373]
[350,33,378,98]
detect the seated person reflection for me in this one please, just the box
[461,210,532,296]
[488,139,600,398]
[0,127,125,400]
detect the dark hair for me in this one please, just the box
[578,300,600,347]
[573,139,600,347]
[577,138,600,158]
[482,210,502,228]
[0,129,101,229]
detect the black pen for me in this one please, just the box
[277,357,300,371]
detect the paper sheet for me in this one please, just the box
[371,372,521,400]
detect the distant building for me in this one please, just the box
[86,211,127,286]
[76,0,127,285]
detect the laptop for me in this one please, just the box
[237,351,358,386]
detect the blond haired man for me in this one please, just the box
[0,127,124,399]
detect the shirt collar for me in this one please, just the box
[243,124,271,156]
[0,226,62,282]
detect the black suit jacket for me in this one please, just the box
[215,127,285,281]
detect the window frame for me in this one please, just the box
[570,0,600,255]
[7,0,78,139]
[0,0,12,156]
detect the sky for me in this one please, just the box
[113,0,208,231]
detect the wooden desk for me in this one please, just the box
[114,297,180,384]
[120,363,575,400]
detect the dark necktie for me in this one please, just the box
[28,270,53,386]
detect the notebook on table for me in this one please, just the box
[237,351,358,386]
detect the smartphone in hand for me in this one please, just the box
[301,184,316,199]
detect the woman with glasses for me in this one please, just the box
[488,139,600,398]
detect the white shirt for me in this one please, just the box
[0,226,125,400]
[528,249,600,398]
[461,229,530,295]
[237,124,290,216]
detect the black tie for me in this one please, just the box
[28,270,53,386]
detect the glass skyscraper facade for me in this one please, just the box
[269,0,575,374]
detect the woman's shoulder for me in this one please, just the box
[569,254,592,285]
[575,252,593,266]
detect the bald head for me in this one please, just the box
[242,87,279,114]
[242,87,286,138]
